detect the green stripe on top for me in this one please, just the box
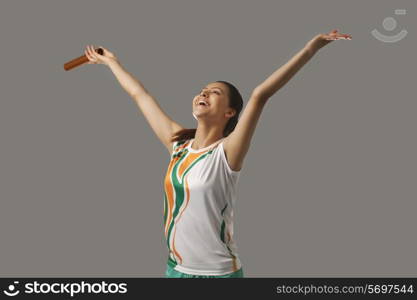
[167,255,177,268]
[220,202,237,259]
[163,192,168,225]
[165,148,212,257]
[220,203,228,243]
[165,151,187,252]
[221,203,228,215]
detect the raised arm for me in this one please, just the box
[85,45,184,155]
[223,30,352,172]
[254,29,352,100]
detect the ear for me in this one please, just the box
[225,108,236,119]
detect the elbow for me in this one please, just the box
[252,87,269,104]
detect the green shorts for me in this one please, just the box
[165,263,244,278]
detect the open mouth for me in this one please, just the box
[197,100,209,106]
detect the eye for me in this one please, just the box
[198,89,220,95]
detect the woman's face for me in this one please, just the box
[192,82,231,121]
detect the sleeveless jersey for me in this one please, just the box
[163,137,242,275]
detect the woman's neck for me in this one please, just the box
[192,125,224,150]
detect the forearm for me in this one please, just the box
[255,44,318,100]
[107,59,149,98]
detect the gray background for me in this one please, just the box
[0,0,415,277]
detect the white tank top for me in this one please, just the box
[163,137,242,275]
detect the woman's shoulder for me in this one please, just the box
[171,138,191,156]
[216,138,242,174]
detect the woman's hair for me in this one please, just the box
[170,80,244,143]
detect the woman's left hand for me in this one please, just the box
[306,29,352,52]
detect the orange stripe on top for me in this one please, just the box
[178,152,205,178]
[177,139,224,178]
[177,141,189,151]
[164,140,191,236]
[227,231,238,272]
[172,223,182,264]
[164,156,179,236]
[171,173,192,264]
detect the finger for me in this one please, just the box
[85,48,93,60]
[89,45,96,56]
[88,45,98,59]
[88,45,96,56]
[86,46,92,58]
[84,49,92,60]
[336,34,352,40]
[85,49,96,63]
[336,32,351,38]
[92,45,102,56]
[91,45,99,55]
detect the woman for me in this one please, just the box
[84,29,352,278]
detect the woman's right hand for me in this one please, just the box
[84,45,118,66]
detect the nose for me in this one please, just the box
[200,90,208,97]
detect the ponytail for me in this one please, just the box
[223,114,239,137]
[170,128,197,143]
